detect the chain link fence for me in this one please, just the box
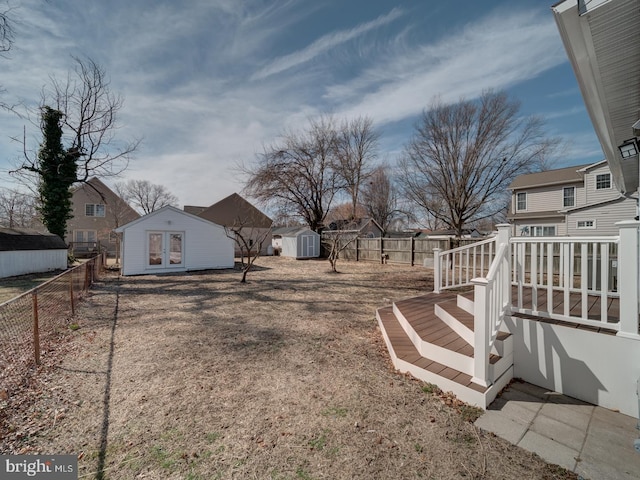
[0,254,104,395]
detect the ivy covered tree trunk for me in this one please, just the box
[37,106,77,240]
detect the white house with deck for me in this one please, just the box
[377,0,640,419]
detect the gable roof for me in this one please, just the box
[198,193,272,228]
[183,205,207,216]
[0,228,67,251]
[72,177,140,218]
[114,205,222,232]
[508,163,592,190]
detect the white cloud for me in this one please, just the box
[252,7,404,80]
[330,9,567,125]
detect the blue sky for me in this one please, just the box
[0,0,602,207]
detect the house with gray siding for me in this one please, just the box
[508,160,636,236]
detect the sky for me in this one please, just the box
[0,0,603,209]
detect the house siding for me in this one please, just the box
[566,197,636,236]
[512,184,583,214]
[67,179,139,256]
[118,207,234,276]
[584,164,620,204]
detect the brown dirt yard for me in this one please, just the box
[0,257,576,480]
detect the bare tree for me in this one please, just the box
[321,226,359,273]
[398,90,559,237]
[0,6,12,55]
[0,4,17,112]
[0,187,37,228]
[244,116,339,232]
[334,116,379,219]
[361,164,404,235]
[115,179,178,214]
[15,56,139,185]
[224,217,270,283]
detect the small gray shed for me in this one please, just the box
[273,227,320,259]
[0,228,68,279]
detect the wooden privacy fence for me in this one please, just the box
[0,254,104,394]
[336,237,486,266]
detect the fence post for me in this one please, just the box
[471,278,490,387]
[69,269,75,315]
[32,291,40,365]
[433,248,442,293]
[355,237,359,262]
[617,220,640,338]
[410,237,415,266]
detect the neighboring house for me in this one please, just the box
[196,193,273,256]
[507,161,636,236]
[272,226,320,259]
[115,205,234,276]
[0,227,67,278]
[67,177,140,257]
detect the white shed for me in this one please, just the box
[0,228,68,279]
[115,206,234,276]
[273,227,320,259]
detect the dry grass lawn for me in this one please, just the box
[0,257,576,479]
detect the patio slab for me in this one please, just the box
[475,381,640,479]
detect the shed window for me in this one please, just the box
[595,173,611,190]
[85,203,106,217]
[516,192,527,211]
[563,187,575,207]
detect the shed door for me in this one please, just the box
[148,232,184,268]
[301,234,315,257]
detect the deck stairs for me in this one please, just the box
[376,290,514,409]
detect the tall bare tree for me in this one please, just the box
[334,116,379,219]
[0,4,16,112]
[16,56,139,185]
[0,187,37,228]
[360,164,404,235]
[115,179,178,215]
[398,90,559,237]
[244,116,339,232]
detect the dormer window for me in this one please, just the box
[595,173,611,190]
[563,187,575,207]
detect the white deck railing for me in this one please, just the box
[510,235,619,330]
[432,221,640,386]
[471,225,511,387]
[433,236,497,293]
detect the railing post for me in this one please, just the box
[471,278,490,387]
[433,248,442,293]
[616,220,640,338]
[496,224,512,312]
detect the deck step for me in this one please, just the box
[434,300,474,345]
[377,302,514,409]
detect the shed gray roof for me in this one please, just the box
[272,226,316,237]
[0,228,67,251]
